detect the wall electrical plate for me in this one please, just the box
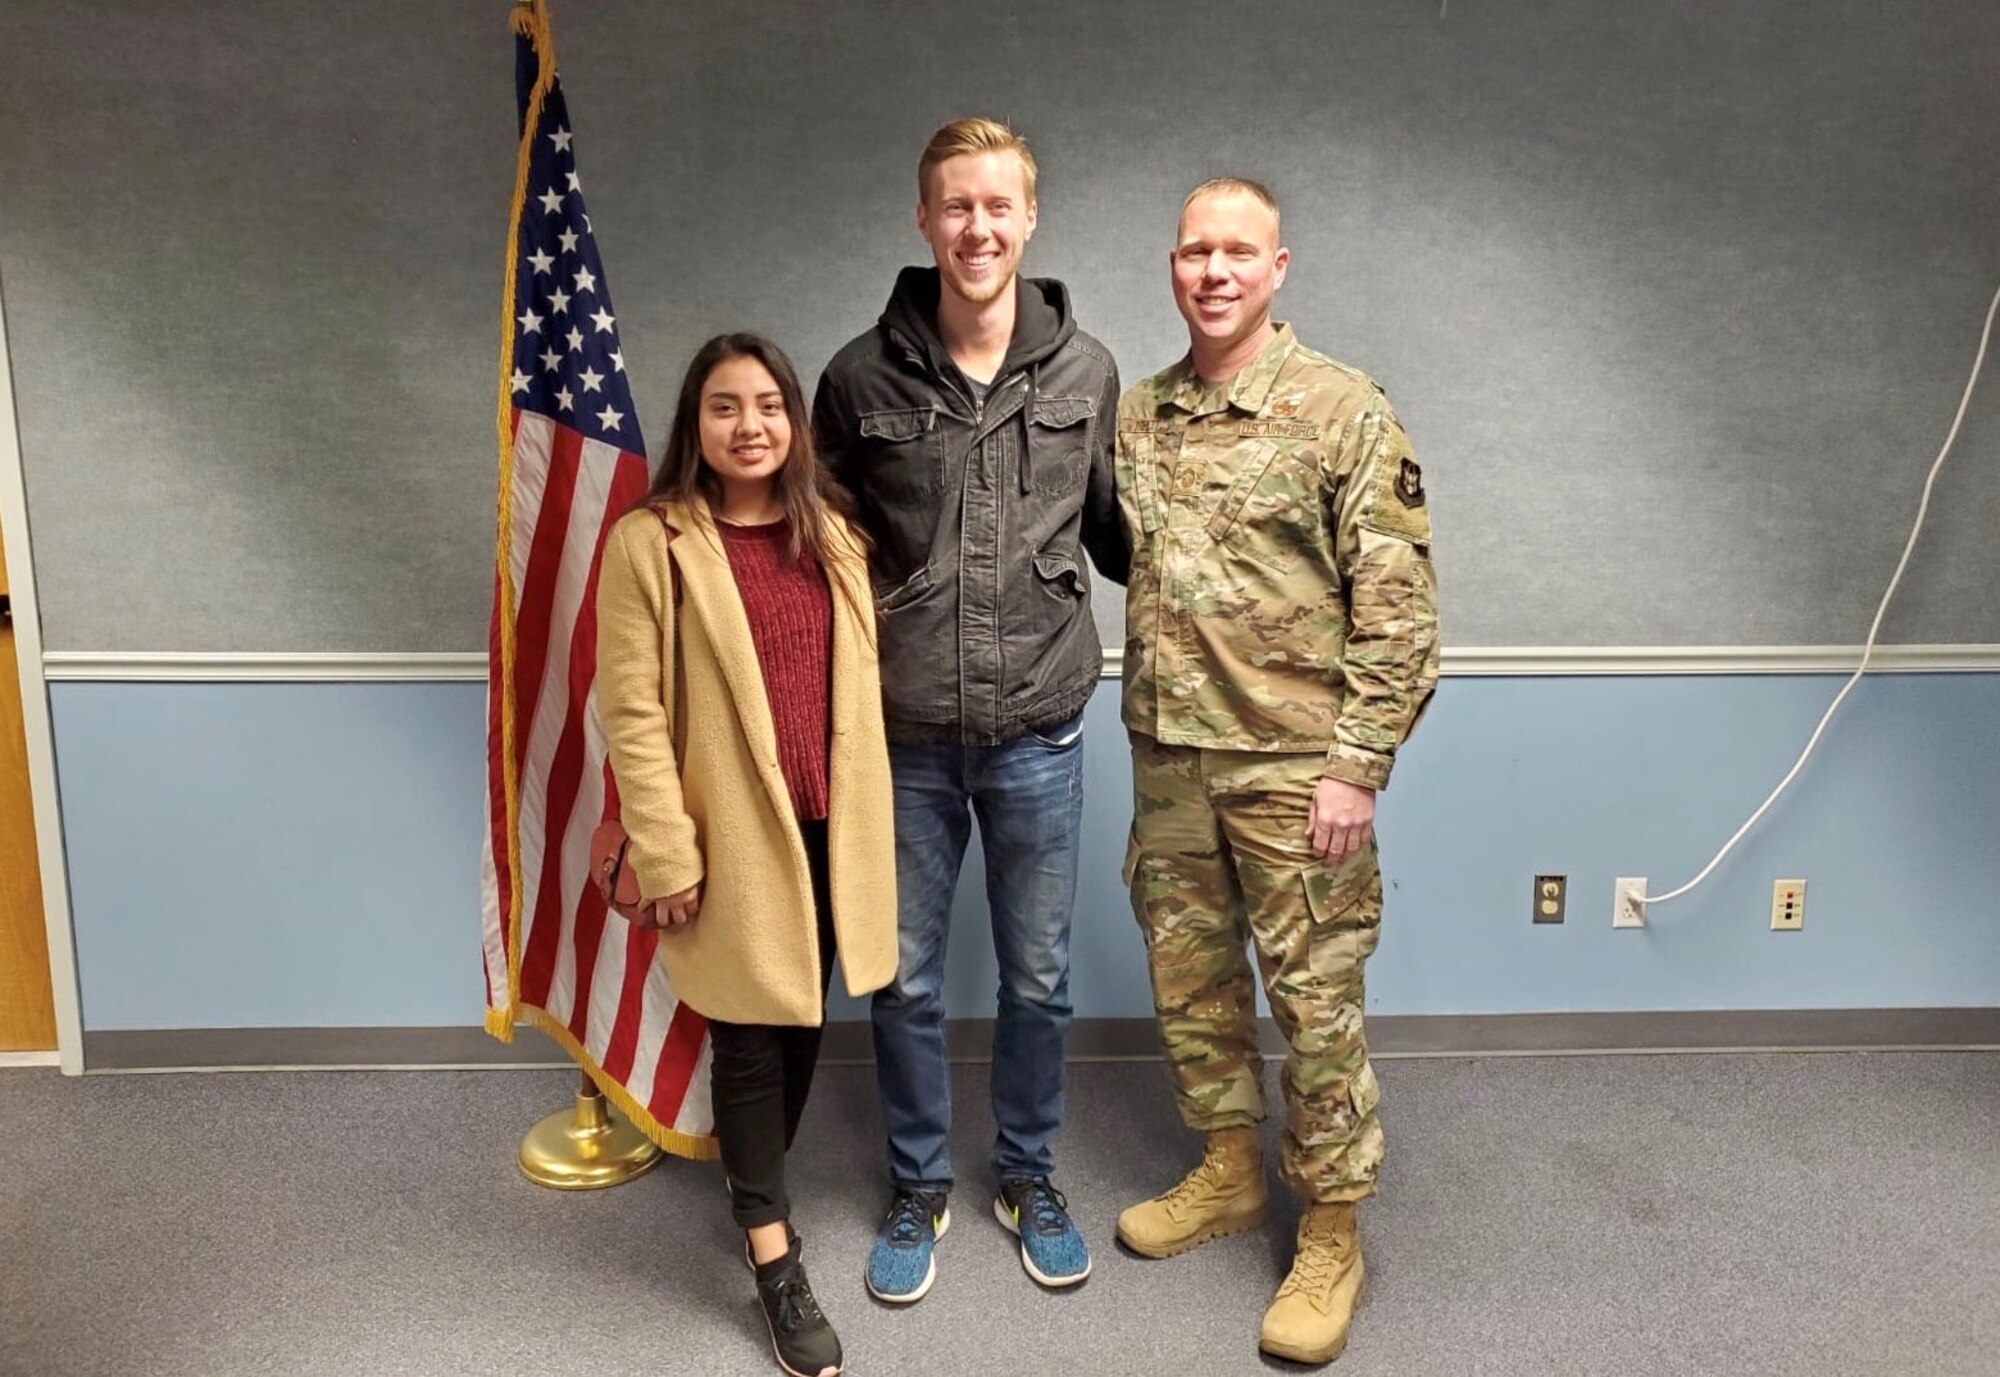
[1614,877,1648,928]
[1533,875,1567,923]
[1771,879,1806,930]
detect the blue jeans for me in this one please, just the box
[870,714,1085,1193]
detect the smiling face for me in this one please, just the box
[918,149,1038,307]
[697,354,791,489]
[1171,187,1289,357]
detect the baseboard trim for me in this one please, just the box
[82,1025,577,1072]
[1358,1007,2000,1057]
[42,644,2000,682]
[80,1008,2000,1073]
[0,1050,61,1069]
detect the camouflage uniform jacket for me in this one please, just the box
[1117,324,1440,790]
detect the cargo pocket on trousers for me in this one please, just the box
[1300,858,1383,981]
[1122,831,1155,954]
[1298,863,1384,1149]
[1346,1059,1382,1126]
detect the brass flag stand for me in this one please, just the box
[518,1069,663,1189]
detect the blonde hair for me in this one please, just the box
[918,117,1039,204]
[1182,177,1281,233]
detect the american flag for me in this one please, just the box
[481,0,715,1158]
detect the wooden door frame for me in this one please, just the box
[0,272,83,1074]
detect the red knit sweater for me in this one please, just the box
[716,517,833,821]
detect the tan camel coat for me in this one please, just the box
[595,495,896,1026]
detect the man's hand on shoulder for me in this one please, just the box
[1308,776,1376,862]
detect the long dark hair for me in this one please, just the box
[640,333,862,575]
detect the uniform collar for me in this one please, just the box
[1166,323,1297,417]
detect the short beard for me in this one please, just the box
[943,263,1012,307]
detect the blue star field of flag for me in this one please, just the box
[509,45,644,455]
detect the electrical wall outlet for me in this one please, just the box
[1614,877,1648,928]
[1534,875,1567,924]
[1771,879,1806,930]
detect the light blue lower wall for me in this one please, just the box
[50,673,2000,1031]
[56,683,488,1028]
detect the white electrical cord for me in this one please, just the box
[1639,282,2000,909]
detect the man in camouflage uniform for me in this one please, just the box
[1115,178,1439,1365]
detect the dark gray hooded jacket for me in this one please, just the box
[813,267,1129,745]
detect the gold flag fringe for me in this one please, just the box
[520,1007,721,1160]
[490,0,555,1046]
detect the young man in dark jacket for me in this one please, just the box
[813,116,1128,1302]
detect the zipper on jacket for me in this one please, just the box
[969,369,1025,433]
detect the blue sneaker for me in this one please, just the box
[865,1188,950,1304]
[993,1176,1091,1288]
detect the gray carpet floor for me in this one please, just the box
[2,1052,1996,1377]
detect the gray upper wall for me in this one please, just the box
[3,0,1996,653]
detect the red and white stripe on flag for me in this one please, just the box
[481,0,715,1160]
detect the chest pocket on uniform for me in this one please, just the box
[858,406,943,498]
[1205,440,1323,576]
[1025,395,1095,497]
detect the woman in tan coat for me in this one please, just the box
[596,333,895,1377]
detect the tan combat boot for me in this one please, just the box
[1115,1126,1268,1258]
[1258,1202,1365,1365]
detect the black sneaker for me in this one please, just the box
[753,1236,842,1377]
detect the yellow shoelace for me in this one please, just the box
[1159,1153,1232,1211]
[1277,1217,1350,1299]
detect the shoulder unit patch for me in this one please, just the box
[1394,457,1426,508]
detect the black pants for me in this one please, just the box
[708,818,837,1229]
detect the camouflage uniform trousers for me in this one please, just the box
[1126,732,1384,1203]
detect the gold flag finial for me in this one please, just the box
[508,0,542,40]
